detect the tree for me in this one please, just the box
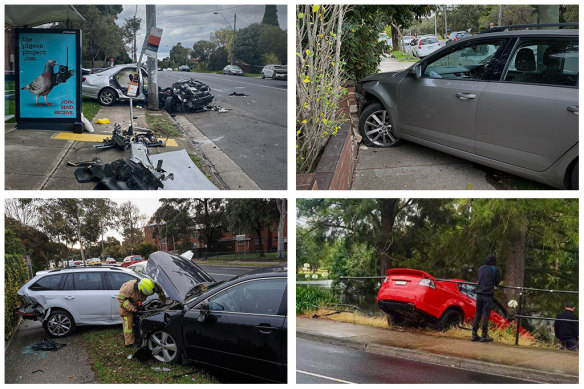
[192,40,215,63]
[225,199,279,256]
[85,199,118,259]
[261,5,280,27]
[136,242,157,258]
[118,201,146,255]
[4,199,39,228]
[169,42,190,67]
[275,199,287,258]
[123,16,142,62]
[258,26,287,64]
[72,5,126,67]
[232,23,265,66]
[208,46,229,70]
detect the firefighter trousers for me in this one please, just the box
[122,314,135,345]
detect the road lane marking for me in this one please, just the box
[53,132,178,146]
[190,73,286,91]
[296,370,355,384]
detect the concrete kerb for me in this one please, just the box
[296,331,579,384]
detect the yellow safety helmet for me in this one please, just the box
[138,278,155,296]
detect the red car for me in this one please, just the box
[121,255,144,268]
[377,268,530,335]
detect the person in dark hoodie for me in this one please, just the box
[554,302,578,351]
[471,254,500,342]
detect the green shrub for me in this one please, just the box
[296,286,340,314]
[5,254,30,340]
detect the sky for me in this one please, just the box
[116,5,288,59]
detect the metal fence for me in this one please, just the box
[339,275,578,346]
[195,250,286,261]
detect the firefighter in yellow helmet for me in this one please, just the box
[118,277,156,347]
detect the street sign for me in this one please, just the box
[145,27,163,58]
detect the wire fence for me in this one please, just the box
[339,275,579,346]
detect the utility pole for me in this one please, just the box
[444,6,447,38]
[232,14,237,66]
[537,5,560,28]
[434,9,437,37]
[146,5,159,110]
[498,5,502,26]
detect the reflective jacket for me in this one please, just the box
[118,280,147,316]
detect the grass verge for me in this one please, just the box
[299,308,553,348]
[145,110,182,137]
[80,327,219,384]
[392,51,419,62]
[82,97,101,121]
[188,153,215,182]
[242,73,261,78]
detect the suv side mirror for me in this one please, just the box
[197,301,209,323]
[409,63,422,79]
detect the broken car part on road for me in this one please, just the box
[31,339,67,351]
[93,123,167,151]
[160,79,214,114]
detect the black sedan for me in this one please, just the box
[137,252,287,383]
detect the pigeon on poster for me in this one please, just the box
[21,58,75,105]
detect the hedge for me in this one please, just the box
[5,254,29,340]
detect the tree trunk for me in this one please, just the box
[378,199,399,275]
[276,199,287,259]
[503,221,527,306]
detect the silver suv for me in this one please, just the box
[357,25,578,189]
[16,267,145,337]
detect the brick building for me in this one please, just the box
[143,220,287,254]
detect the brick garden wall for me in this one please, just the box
[296,82,360,190]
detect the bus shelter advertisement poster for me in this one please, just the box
[17,30,80,120]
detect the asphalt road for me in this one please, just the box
[157,71,287,189]
[296,338,532,384]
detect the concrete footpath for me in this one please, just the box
[4,104,259,190]
[297,318,579,384]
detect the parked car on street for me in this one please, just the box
[138,251,287,382]
[179,65,190,72]
[88,258,102,266]
[447,30,470,45]
[402,35,415,55]
[223,64,243,75]
[357,26,579,189]
[106,257,117,265]
[16,267,149,337]
[377,268,530,336]
[412,35,442,57]
[261,64,287,80]
[82,64,148,106]
[121,255,144,268]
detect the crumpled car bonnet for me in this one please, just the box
[146,251,215,304]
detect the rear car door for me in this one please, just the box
[64,272,112,324]
[182,277,287,382]
[105,272,139,322]
[475,37,579,171]
[397,38,506,153]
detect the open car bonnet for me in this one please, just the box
[145,251,216,304]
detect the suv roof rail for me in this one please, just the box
[480,22,578,34]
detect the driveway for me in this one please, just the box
[5,320,96,384]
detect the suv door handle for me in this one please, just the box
[567,106,578,115]
[255,324,277,334]
[456,92,477,100]
[65,296,75,300]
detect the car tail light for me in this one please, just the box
[82,76,86,82]
[418,42,422,49]
[454,37,458,42]
[418,278,436,289]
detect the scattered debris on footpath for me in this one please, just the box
[229,91,248,97]
[31,340,67,352]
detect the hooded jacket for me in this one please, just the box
[476,254,500,296]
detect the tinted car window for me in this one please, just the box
[504,39,578,87]
[423,39,503,80]
[73,272,104,290]
[63,274,75,290]
[30,274,63,291]
[208,278,286,315]
[107,272,137,290]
